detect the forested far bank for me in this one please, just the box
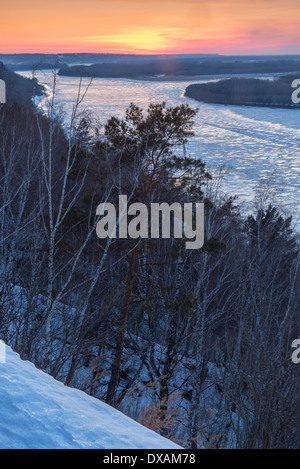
[58,58,300,80]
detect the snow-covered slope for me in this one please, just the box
[0,343,181,449]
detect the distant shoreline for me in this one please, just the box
[17,69,300,84]
[125,71,300,82]
[56,57,300,82]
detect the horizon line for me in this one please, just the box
[1,52,300,57]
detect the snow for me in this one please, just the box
[0,342,181,449]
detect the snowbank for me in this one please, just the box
[0,342,181,449]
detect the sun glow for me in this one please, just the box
[0,0,299,54]
[80,27,185,53]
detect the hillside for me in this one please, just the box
[0,62,44,104]
[0,342,181,449]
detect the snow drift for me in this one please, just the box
[0,342,181,449]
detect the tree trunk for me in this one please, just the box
[105,246,138,406]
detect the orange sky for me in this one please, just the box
[1,0,300,54]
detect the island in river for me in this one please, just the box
[184,75,300,108]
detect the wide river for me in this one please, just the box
[21,71,300,227]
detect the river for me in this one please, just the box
[21,70,300,226]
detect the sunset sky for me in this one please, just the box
[1,0,300,55]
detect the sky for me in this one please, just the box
[1,0,300,55]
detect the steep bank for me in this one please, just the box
[0,343,181,449]
[0,62,44,105]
